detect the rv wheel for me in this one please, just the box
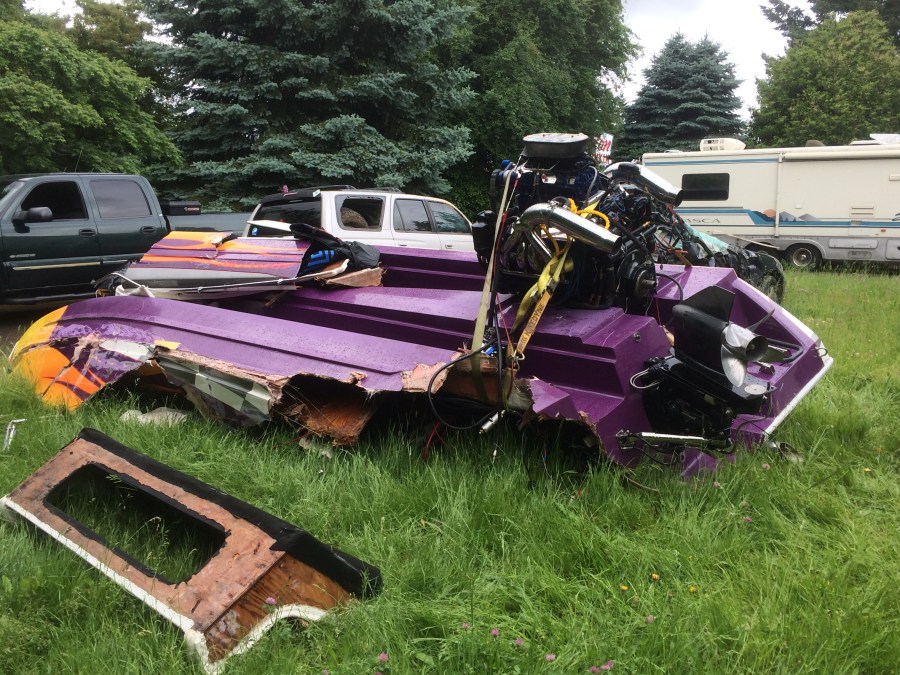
[785,244,821,270]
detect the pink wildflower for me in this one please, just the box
[590,667,601,674]
[601,660,615,671]
[514,638,524,647]
[378,652,389,663]
[761,462,770,470]
[265,596,277,605]
[462,622,470,630]
[744,516,752,523]
[490,628,500,637]
[647,614,654,624]
[546,653,556,662]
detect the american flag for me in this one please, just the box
[594,133,613,165]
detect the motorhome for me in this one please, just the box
[642,139,900,268]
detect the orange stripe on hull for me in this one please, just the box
[15,347,104,411]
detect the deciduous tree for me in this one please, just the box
[70,0,153,75]
[0,0,22,22]
[450,0,633,161]
[750,11,900,146]
[0,18,179,174]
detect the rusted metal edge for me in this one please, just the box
[0,428,381,672]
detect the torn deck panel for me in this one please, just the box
[0,429,381,672]
[11,247,832,463]
[10,295,458,438]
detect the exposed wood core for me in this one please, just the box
[1,429,381,672]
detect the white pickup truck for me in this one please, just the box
[244,186,474,251]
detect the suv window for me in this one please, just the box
[395,199,434,233]
[336,195,383,231]
[21,181,87,220]
[255,199,322,226]
[91,179,152,218]
[429,201,469,233]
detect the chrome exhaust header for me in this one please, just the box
[517,202,621,254]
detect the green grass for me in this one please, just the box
[1,269,898,674]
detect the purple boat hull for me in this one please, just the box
[12,246,832,468]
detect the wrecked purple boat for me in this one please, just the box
[12,134,832,472]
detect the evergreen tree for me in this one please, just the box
[141,0,475,207]
[617,34,743,160]
[761,0,817,44]
[750,11,900,147]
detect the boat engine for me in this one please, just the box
[475,133,789,453]
[473,132,682,312]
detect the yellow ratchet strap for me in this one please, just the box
[469,169,514,403]
[568,197,612,230]
[509,239,573,359]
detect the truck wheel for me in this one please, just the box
[784,244,821,270]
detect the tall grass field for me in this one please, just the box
[1,269,897,674]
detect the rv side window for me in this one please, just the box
[681,173,730,201]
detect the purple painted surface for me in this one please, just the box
[221,255,828,457]
[679,449,724,479]
[21,246,831,464]
[51,297,457,393]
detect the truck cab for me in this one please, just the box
[245,187,473,252]
[0,174,169,303]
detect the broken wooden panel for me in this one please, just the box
[323,266,384,288]
[0,429,381,672]
[280,376,384,444]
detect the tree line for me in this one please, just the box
[1,0,897,212]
